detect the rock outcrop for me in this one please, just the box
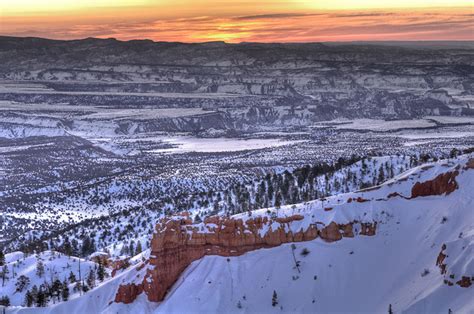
[436,243,472,288]
[115,283,143,304]
[115,214,377,303]
[411,170,459,198]
[436,244,447,275]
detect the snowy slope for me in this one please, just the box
[2,251,102,307]
[155,156,474,313]
[5,155,474,314]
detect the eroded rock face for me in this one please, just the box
[411,171,459,198]
[436,243,472,288]
[115,214,377,303]
[436,244,447,275]
[115,283,143,304]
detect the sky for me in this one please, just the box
[0,0,472,42]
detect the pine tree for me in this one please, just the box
[97,260,105,282]
[1,265,9,287]
[136,241,143,254]
[0,295,10,307]
[61,280,70,301]
[86,268,96,289]
[388,304,393,314]
[194,214,202,223]
[36,257,45,278]
[272,290,278,307]
[0,249,5,266]
[35,288,46,307]
[377,164,385,184]
[63,238,73,256]
[52,279,62,303]
[15,275,30,292]
[68,271,76,283]
[24,290,34,307]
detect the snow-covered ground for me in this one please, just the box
[2,251,103,307]
[149,136,304,153]
[4,154,473,314]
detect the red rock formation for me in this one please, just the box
[436,244,447,275]
[111,258,131,277]
[115,283,143,304]
[115,215,377,303]
[411,171,459,198]
[456,276,472,288]
[436,243,472,288]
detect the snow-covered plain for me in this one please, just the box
[149,136,304,153]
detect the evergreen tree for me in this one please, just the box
[272,290,278,307]
[86,268,96,289]
[51,279,62,303]
[97,260,105,282]
[377,164,385,184]
[15,275,30,292]
[388,304,393,314]
[136,241,143,254]
[0,249,5,266]
[61,280,70,301]
[68,271,77,283]
[1,265,9,287]
[24,290,34,307]
[63,238,73,256]
[35,288,47,307]
[0,295,10,307]
[194,214,202,223]
[30,285,39,302]
[36,257,45,278]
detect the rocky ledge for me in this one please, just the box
[115,214,376,303]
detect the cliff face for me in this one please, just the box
[436,243,473,289]
[411,170,459,198]
[115,214,376,303]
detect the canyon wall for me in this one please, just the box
[115,214,376,303]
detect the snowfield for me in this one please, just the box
[149,137,305,153]
[4,154,473,314]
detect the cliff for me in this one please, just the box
[115,214,376,303]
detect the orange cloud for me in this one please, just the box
[1,5,472,42]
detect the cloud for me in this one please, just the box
[235,13,324,20]
[2,7,472,42]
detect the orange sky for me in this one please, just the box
[0,1,472,42]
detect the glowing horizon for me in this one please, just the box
[0,1,472,42]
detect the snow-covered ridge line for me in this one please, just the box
[114,154,473,305]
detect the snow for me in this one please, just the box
[149,136,304,153]
[4,155,474,313]
[156,155,474,314]
[2,251,101,307]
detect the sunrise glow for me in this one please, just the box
[0,0,472,41]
